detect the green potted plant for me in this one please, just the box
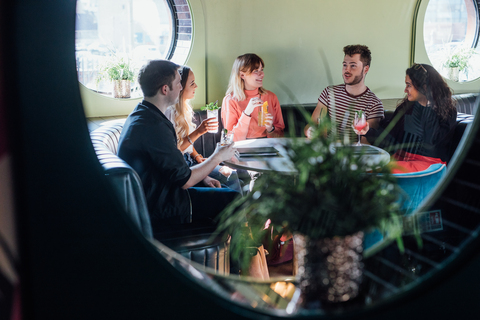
[97,55,136,98]
[443,47,477,82]
[215,119,404,309]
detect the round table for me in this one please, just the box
[224,138,390,173]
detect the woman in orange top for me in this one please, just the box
[221,53,285,142]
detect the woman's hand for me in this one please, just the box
[197,118,218,135]
[265,113,274,133]
[193,153,205,163]
[244,97,263,116]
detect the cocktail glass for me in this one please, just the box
[220,130,234,146]
[353,112,367,146]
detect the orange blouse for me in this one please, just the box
[221,88,285,142]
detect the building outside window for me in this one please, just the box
[424,0,480,82]
[75,0,184,98]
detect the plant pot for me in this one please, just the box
[288,231,364,312]
[113,80,131,98]
[448,67,460,82]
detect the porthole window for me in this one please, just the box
[75,0,192,98]
[424,0,480,82]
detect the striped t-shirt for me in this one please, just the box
[318,84,384,142]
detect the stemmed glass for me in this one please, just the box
[353,111,367,146]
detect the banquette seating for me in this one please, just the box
[192,93,477,160]
[89,93,477,274]
[90,120,230,274]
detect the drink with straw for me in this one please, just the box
[258,101,268,127]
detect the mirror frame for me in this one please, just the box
[7,0,480,319]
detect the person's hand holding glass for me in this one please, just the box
[220,129,234,146]
[353,111,369,146]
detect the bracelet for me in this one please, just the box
[243,110,251,117]
[267,125,275,134]
[194,154,203,160]
[186,135,193,145]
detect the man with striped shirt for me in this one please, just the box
[305,45,384,143]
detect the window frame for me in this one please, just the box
[75,0,193,98]
[414,0,480,89]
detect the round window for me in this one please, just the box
[75,0,176,98]
[424,0,480,82]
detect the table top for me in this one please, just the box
[225,138,296,173]
[224,138,390,173]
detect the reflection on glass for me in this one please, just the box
[75,0,173,97]
[424,0,480,82]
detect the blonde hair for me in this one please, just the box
[173,66,197,149]
[225,53,267,101]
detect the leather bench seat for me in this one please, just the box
[192,93,477,160]
[90,120,230,273]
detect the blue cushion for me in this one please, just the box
[394,163,446,215]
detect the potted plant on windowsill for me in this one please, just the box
[97,55,136,98]
[215,119,404,311]
[443,47,477,82]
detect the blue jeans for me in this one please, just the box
[184,153,244,195]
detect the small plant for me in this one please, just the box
[97,55,135,83]
[201,100,219,111]
[443,47,477,72]
[215,118,404,270]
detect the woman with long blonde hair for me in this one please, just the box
[165,66,242,193]
[221,53,285,142]
[165,66,215,164]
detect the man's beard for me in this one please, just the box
[344,68,365,86]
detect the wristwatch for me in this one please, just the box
[267,125,275,134]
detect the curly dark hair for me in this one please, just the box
[343,44,372,67]
[405,63,456,122]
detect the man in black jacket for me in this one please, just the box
[118,60,239,232]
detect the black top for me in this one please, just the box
[365,100,457,162]
[117,100,192,229]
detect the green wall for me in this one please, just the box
[84,0,475,117]
[201,0,417,108]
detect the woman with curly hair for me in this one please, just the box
[363,63,457,173]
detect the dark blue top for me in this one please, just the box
[118,100,192,229]
[365,101,457,162]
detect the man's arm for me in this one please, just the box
[304,101,328,138]
[182,143,237,189]
[367,117,381,129]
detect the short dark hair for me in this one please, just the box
[138,60,180,97]
[343,45,372,67]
